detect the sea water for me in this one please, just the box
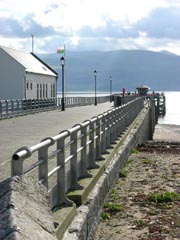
[57,92,109,97]
[58,91,180,126]
[158,91,180,126]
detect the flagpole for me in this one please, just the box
[64,44,66,98]
[31,34,34,53]
[64,44,66,58]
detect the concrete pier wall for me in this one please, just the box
[0,102,155,240]
[63,103,155,240]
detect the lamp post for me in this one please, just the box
[61,56,65,111]
[94,70,97,106]
[109,75,112,102]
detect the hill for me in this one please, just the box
[38,50,180,92]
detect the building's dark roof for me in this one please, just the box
[136,85,150,89]
[31,52,58,76]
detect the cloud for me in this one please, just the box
[136,7,180,39]
[44,4,59,14]
[78,6,180,40]
[0,18,26,38]
[1,0,180,54]
[79,20,139,39]
[0,15,57,38]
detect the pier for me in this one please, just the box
[0,96,165,240]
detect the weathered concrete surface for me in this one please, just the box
[0,176,57,240]
[62,105,154,240]
[0,102,113,182]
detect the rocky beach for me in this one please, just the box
[93,124,180,240]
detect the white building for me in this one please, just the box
[0,46,58,100]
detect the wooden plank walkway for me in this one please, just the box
[0,102,114,182]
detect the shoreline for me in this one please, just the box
[94,150,180,239]
[94,123,180,239]
[153,123,180,142]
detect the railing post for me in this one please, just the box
[38,137,55,188]
[128,103,134,124]
[43,98,46,109]
[128,103,131,125]
[110,110,116,144]
[16,99,19,115]
[57,98,60,108]
[109,110,114,144]
[5,100,8,117]
[116,107,121,137]
[20,99,23,114]
[30,99,32,113]
[105,112,111,148]
[11,146,32,176]
[56,134,73,206]
[123,104,128,127]
[81,122,92,178]
[26,99,28,111]
[96,116,102,160]
[35,98,38,111]
[101,114,106,154]
[88,119,99,169]
[11,100,14,116]
[0,101,2,119]
[37,99,40,111]
[70,127,83,190]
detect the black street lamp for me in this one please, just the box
[94,70,97,106]
[61,56,65,111]
[109,75,112,102]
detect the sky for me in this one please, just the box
[1,0,180,54]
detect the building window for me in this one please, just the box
[37,84,39,99]
[46,84,48,98]
[43,84,45,98]
[53,84,55,97]
[27,82,33,90]
[40,84,42,98]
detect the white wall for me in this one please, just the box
[0,49,25,100]
[26,73,57,99]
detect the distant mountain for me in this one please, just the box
[38,50,180,92]
[160,50,177,56]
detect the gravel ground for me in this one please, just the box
[93,124,180,240]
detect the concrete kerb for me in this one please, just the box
[0,176,58,240]
[62,105,153,240]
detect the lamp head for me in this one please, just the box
[61,56,65,66]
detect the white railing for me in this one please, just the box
[11,97,144,209]
[0,96,110,120]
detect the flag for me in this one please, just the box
[57,48,64,54]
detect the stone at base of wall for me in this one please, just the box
[0,175,57,240]
[62,106,153,240]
